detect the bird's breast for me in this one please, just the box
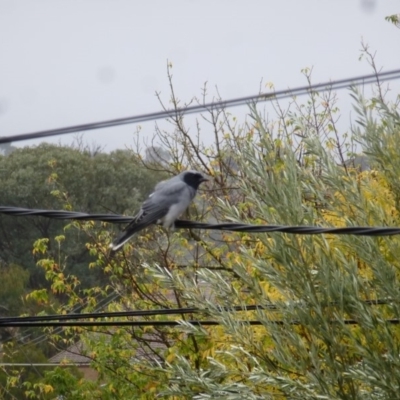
[161,199,191,228]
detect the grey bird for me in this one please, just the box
[109,170,208,252]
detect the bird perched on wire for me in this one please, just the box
[109,170,208,252]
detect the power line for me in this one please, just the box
[1,69,399,145]
[0,318,398,328]
[1,206,400,236]
[0,299,393,327]
[0,206,132,223]
[175,221,400,236]
[0,305,266,324]
[0,306,239,324]
[0,299,391,325]
[19,290,119,348]
[0,363,90,367]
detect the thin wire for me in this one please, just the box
[0,363,90,367]
[0,319,398,328]
[0,299,391,324]
[0,206,133,223]
[0,305,258,323]
[19,291,119,347]
[1,206,400,236]
[174,221,400,236]
[1,69,399,145]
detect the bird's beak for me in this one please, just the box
[200,177,209,183]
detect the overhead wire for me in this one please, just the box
[0,319,399,328]
[1,69,399,145]
[19,290,119,348]
[0,299,395,328]
[1,206,400,236]
[1,70,399,368]
[0,299,392,324]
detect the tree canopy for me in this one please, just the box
[3,54,400,399]
[0,144,164,288]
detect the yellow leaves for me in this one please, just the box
[107,383,117,393]
[47,158,57,168]
[326,137,336,151]
[358,171,398,224]
[24,382,54,397]
[47,170,58,183]
[144,381,159,393]
[253,239,265,257]
[55,234,65,243]
[201,346,216,360]
[274,138,283,149]
[166,348,177,363]
[42,384,54,394]
[265,81,275,90]
[247,128,255,138]
[26,288,49,304]
[89,247,98,256]
[326,169,398,228]
[32,238,49,255]
[89,350,97,358]
[52,277,67,294]
[260,281,283,302]
[50,189,60,197]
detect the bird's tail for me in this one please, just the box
[109,230,136,252]
[110,213,163,252]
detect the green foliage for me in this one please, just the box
[385,14,400,28]
[0,343,49,400]
[0,263,29,317]
[32,367,89,400]
[0,144,163,288]
[11,53,400,399]
[0,143,166,397]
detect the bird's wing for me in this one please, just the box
[110,176,195,251]
[110,201,169,251]
[120,203,167,236]
[123,179,189,233]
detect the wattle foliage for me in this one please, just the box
[4,62,400,399]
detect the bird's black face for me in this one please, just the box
[183,171,208,190]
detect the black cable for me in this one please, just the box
[20,291,119,347]
[0,320,256,327]
[0,299,392,325]
[0,206,133,223]
[0,305,276,324]
[1,69,399,145]
[1,206,400,237]
[175,221,400,236]
[0,318,398,328]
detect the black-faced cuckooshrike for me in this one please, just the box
[110,170,208,252]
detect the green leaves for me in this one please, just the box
[0,144,164,289]
[10,60,400,399]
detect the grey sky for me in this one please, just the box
[0,0,399,151]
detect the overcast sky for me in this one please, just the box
[0,0,399,151]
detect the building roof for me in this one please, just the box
[48,342,92,365]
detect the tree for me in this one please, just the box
[385,13,400,29]
[0,144,164,289]
[13,52,400,399]
[0,263,29,318]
